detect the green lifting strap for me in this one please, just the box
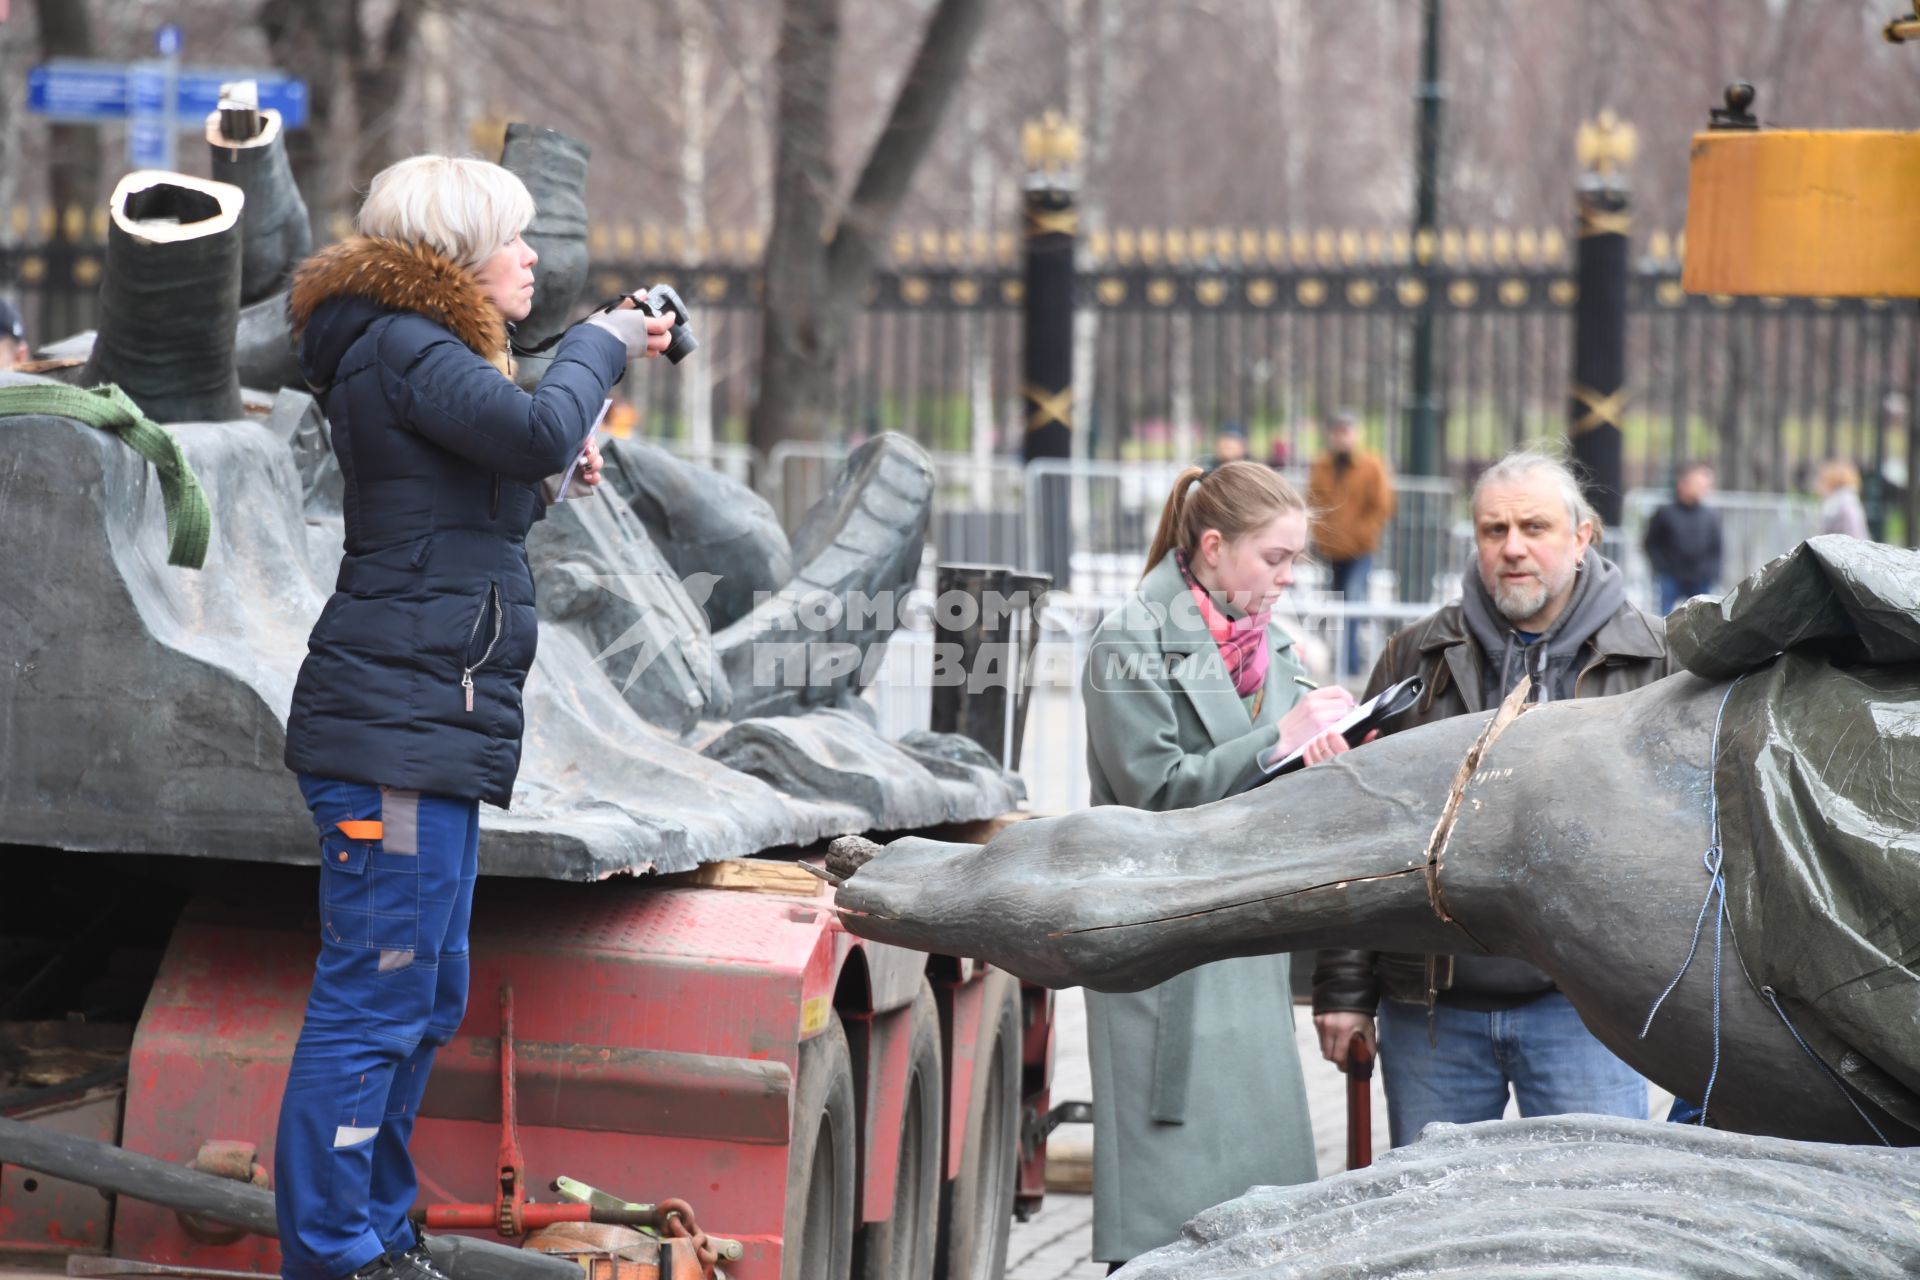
[0,383,211,569]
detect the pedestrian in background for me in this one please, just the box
[1204,420,1249,469]
[1306,410,1396,676]
[1081,460,1361,1272]
[1642,461,1721,613]
[1313,450,1672,1148]
[1816,460,1869,539]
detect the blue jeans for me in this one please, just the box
[276,776,480,1280]
[1326,555,1372,678]
[1375,991,1647,1148]
[1657,576,1713,615]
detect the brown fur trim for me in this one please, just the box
[289,236,512,377]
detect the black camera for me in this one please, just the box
[630,283,698,364]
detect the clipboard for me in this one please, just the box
[550,399,614,502]
[1256,674,1425,782]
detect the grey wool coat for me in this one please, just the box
[1080,551,1317,1263]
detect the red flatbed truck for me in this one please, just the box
[0,843,1058,1280]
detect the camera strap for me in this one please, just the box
[508,292,638,358]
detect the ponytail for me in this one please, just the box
[1141,460,1306,582]
[1142,466,1206,581]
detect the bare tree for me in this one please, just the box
[749,0,994,453]
[31,0,104,220]
[256,0,427,235]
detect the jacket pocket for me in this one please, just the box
[460,583,504,713]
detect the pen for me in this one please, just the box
[1292,674,1320,691]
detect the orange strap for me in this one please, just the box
[335,819,384,841]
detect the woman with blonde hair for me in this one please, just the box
[1079,460,1359,1271]
[1815,459,1869,539]
[275,154,670,1280]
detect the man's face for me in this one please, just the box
[1474,475,1593,629]
[1328,423,1357,455]
[1677,466,1713,505]
[1215,434,1247,463]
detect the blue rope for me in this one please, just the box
[1638,676,1743,1127]
[1642,673,1898,1143]
[1760,985,1894,1147]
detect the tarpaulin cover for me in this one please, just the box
[1669,535,1920,1133]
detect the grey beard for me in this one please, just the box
[1493,578,1548,624]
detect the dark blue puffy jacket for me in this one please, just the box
[282,236,628,807]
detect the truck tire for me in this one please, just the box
[936,970,1020,1280]
[857,979,944,1280]
[783,1013,857,1280]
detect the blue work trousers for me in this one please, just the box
[275,775,479,1280]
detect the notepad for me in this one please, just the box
[550,399,614,502]
[1259,675,1426,779]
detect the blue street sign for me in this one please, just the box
[176,71,308,127]
[127,61,174,170]
[27,60,309,129]
[25,63,125,121]
[156,24,182,57]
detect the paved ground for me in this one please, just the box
[1006,988,1671,1279]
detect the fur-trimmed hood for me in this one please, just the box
[290,235,511,379]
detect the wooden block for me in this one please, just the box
[1684,129,1920,298]
[1044,1132,1094,1194]
[659,859,823,897]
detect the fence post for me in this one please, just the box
[1404,0,1445,481]
[1569,111,1636,530]
[1021,113,1078,588]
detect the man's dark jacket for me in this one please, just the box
[1312,557,1675,1015]
[283,236,628,808]
[1643,499,1722,588]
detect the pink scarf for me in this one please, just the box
[1177,553,1271,698]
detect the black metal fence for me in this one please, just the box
[10,235,1916,538]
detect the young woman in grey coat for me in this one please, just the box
[1080,460,1360,1269]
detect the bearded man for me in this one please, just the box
[1311,450,1675,1146]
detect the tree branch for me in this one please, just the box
[824,0,991,305]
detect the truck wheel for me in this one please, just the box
[784,1013,857,1280]
[937,970,1020,1280]
[857,979,944,1280]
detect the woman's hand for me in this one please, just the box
[1314,1011,1376,1068]
[1275,685,1355,760]
[576,435,604,487]
[587,296,673,361]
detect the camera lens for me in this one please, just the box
[663,324,698,364]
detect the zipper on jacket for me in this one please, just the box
[462,584,503,713]
[489,474,501,519]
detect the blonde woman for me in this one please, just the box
[1816,460,1869,539]
[1080,460,1357,1271]
[276,156,669,1280]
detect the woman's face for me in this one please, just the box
[474,232,538,321]
[1197,509,1308,614]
